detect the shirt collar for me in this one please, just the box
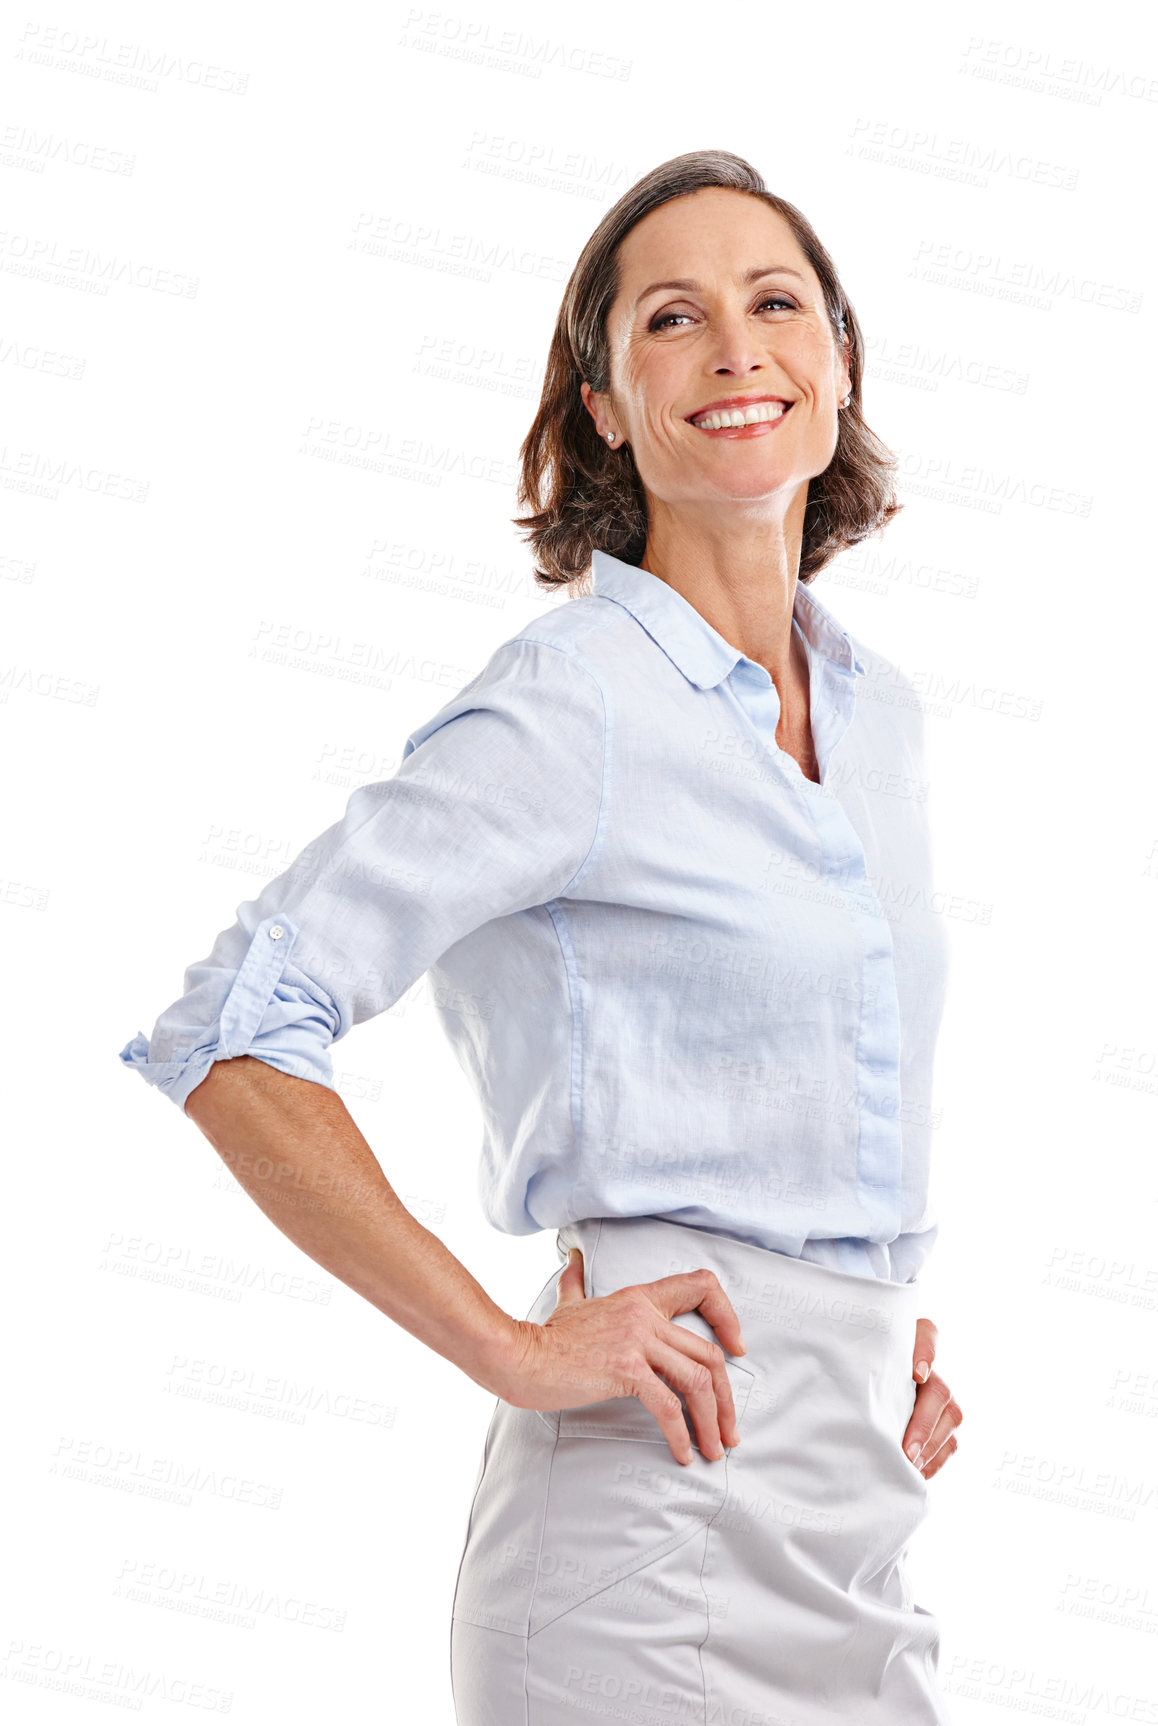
[589,547,866,690]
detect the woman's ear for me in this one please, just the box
[579,381,618,446]
[838,332,852,404]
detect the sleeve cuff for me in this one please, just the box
[118,913,342,1114]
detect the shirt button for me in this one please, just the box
[269,924,285,941]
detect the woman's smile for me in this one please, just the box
[687,395,795,437]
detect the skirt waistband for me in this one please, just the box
[555,1215,920,1364]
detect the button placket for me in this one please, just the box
[727,659,906,1237]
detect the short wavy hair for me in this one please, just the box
[514,149,901,590]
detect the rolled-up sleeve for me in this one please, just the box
[118,637,607,1114]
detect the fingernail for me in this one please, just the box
[915,1360,930,1382]
[737,1335,748,1355]
[907,1441,922,1463]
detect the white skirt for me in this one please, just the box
[450,1214,951,1724]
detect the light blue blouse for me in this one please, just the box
[120,548,950,1284]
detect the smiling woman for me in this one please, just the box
[457,149,962,1721]
[119,147,960,1726]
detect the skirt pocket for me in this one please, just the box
[452,1244,757,1640]
[527,1348,756,1635]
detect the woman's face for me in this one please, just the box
[583,188,851,520]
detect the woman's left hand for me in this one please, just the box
[901,1317,962,1480]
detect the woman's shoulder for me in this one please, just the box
[504,587,622,670]
[447,588,629,707]
[399,596,616,763]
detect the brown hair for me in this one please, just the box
[513,149,901,590]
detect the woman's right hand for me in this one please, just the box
[499,1247,749,1466]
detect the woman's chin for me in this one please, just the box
[675,467,802,507]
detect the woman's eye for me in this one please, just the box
[648,295,796,333]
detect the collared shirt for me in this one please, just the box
[119,548,950,1283]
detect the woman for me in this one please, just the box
[120,150,963,1721]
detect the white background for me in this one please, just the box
[4,0,1157,1720]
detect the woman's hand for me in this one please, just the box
[902,1316,963,1480]
[500,1247,748,1468]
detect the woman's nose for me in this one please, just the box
[704,308,768,377]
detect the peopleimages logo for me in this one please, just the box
[727,1271,894,1334]
[397,10,632,81]
[910,237,1141,312]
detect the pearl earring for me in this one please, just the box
[606,432,615,443]
[841,394,851,407]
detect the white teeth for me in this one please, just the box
[693,401,789,431]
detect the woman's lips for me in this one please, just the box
[689,403,794,438]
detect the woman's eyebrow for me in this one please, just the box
[633,265,805,310]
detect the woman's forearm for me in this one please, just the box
[184,1054,524,1396]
